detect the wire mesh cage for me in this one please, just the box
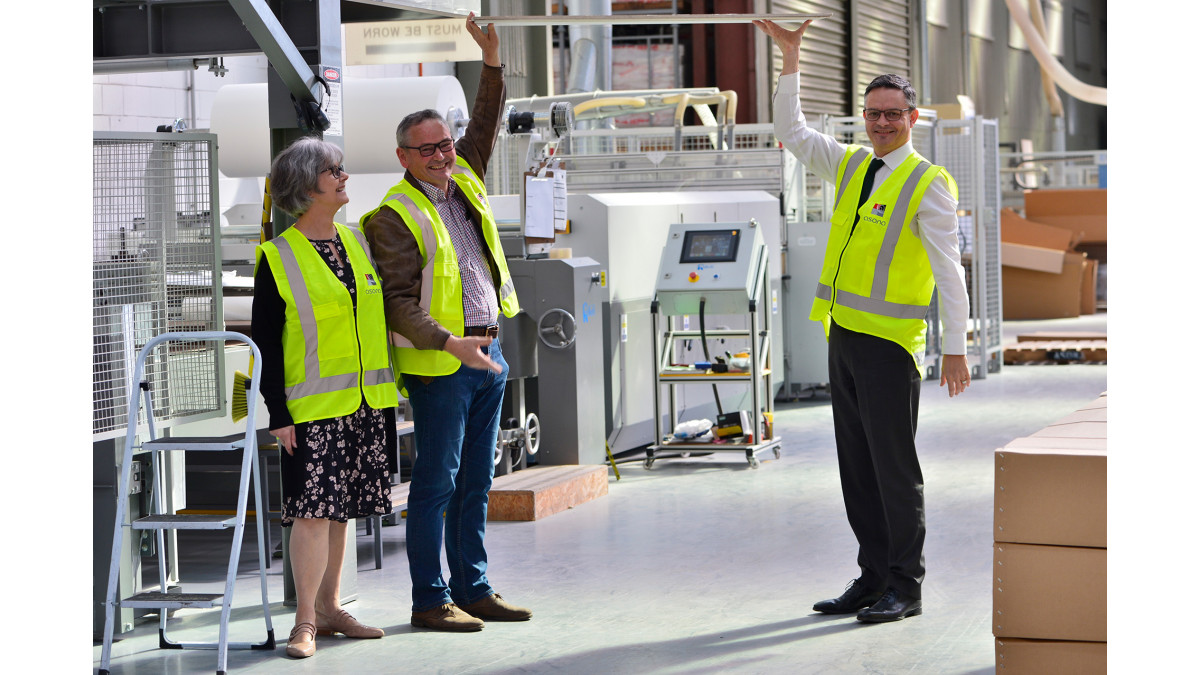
[937,118,1004,377]
[93,132,224,439]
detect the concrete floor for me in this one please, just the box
[94,314,1108,674]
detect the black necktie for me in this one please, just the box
[853,158,885,226]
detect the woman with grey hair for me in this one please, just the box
[252,136,398,658]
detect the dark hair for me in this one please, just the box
[864,74,917,109]
[396,109,449,148]
[268,136,344,217]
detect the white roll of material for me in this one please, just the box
[210,76,469,178]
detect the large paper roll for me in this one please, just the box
[344,76,469,175]
[210,76,469,177]
[209,84,270,178]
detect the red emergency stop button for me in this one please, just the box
[688,271,699,282]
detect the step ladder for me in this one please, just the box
[99,331,275,675]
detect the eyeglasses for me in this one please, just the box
[324,164,345,178]
[863,108,914,122]
[402,138,454,157]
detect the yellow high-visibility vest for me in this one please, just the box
[810,145,959,369]
[359,156,520,377]
[255,223,398,423]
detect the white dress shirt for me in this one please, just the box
[773,71,969,357]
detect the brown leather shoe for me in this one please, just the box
[286,622,316,658]
[316,608,384,639]
[410,603,484,632]
[458,593,532,621]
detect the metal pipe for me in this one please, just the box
[469,13,828,27]
[566,38,598,94]
[506,87,723,113]
[228,0,324,105]
[93,58,209,75]
[567,0,613,132]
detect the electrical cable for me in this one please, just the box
[698,298,724,416]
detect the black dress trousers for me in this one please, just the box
[827,320,925,599]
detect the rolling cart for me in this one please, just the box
[647,221,782,469]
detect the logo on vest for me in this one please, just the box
[365,273,378,286]
[871,203,887,217]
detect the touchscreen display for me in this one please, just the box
[680,230,740,263]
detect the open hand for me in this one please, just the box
[752,19,812,51]
[444,334,502,373]
[939,354,971,398]
[271,425,297,455]
[466,12,500,67]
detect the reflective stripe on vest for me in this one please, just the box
[835,149,871,207]
[815,158,938,321]
[270,232,394,400]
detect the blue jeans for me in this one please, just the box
[402,340,508,612]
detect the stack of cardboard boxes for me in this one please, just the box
[1001,189,1106,319]
[993,393,1107,672]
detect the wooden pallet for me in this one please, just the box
[1003,339,1107,364]
[1015,331,1107,343]
[487,465,609,522]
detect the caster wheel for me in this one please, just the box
[748,457,760,469]
[644,458,655,469]
[773,447,781,459]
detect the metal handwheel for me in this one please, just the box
[537,308,577,349]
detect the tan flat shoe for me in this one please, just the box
[286,622,316,658]
[316,609,384,639]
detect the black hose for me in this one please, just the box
[698,298,723,416]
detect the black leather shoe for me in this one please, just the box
[813,578,885,614]
[856,588,922,623]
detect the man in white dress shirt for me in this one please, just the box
[755,18,972,623]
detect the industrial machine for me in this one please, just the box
[646,221,782,468]
[500,256,607,467]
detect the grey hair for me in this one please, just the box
[269,136,344,217]
[396,109,448,148]
[864,73,918,109]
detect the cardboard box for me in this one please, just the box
[1080,258,1098,315]
[1001,207,1080,250]
[1024,189,1107,244]
[1030,420,1107,441]
[1003,252,1085,320]
[1001,242,1065,274]
[995,638,1106,674]
[993,542,1106,641]
[995,447,1106,547]
[1002,436,1106,451]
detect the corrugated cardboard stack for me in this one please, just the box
[1001,189,1106,319]
[993,393,1107,672]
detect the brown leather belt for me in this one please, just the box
[464,324,499,338]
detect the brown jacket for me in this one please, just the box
[362,64,507,352]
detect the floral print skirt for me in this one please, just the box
[280,402,394,526]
